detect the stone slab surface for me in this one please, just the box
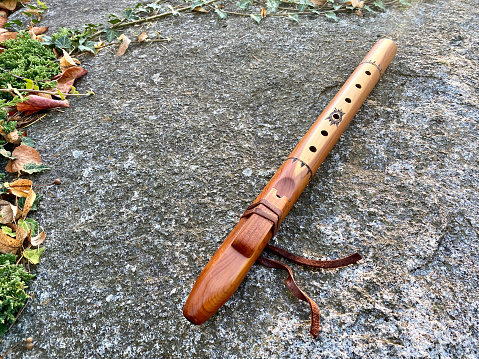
[0,0,478,357]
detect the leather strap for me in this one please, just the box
[240,199,283,236]
[258,245,362,338]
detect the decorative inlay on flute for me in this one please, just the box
[359,59,383,74]
[327,108,345,126]
[183,39,397,337]
[286,157,313,177]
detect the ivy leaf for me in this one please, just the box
[4,19,23,29]
[108,18,122,25]
[266,0,280,12]
[298,0,313,12]
[363,4,376,12]
[123,8,139,20]
[325,11,339,21]
[146,3,161,10]
[18,218,39,237]
[214,8,227,19]
[22,163,50,174]
[55,35,72,49]
[21,137,35,148]
[288,14,299,23]
[18,194,42,212]
[104,28,120,42]
[237,0,253,10]
[40,35,53,46]
[190,0,205,10]
[78,41,96,54]
[250,14,262,24]
[1,226,15,238]
[373,0,385,10]
[0,148,14,160]
[23,247,45,265]
[398,0,411,5]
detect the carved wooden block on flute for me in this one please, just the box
[184,39,397,336]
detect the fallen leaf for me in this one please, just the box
[23,247,45,264]
[138,31,148,42]
[0,10,7,28]
[192,6,208,13]
[350,0,364,7]
[5,145,43,173]
[3,179,32,197]
[0,200,15,224]
[60,49,78,69]
[0,0,17,11]
[0,228,22,254]
[260,7,267,18]
[16,94,69,115]
[54,66,87,94]
[28,26,48,36]
[22,189,36,218]
[0,128,20,144]
[0,31,17,43]
[30,227,45,246]
[310,0,326,5]
[15,224,27,242]
[355,8,363,15]
[23,8,42,19]
[116,34,131,57]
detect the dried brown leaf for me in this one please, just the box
[0,31,17,43]
[15,225,27,242]
[0,200,14,224]
[192,6,208,13]
[22,189,36,218]
[116,34,131,57]
[23,8,42,19]
[60,49,78,70]
[54,66,88,94]
[350,0,364,7]
[5,145,42,173]
[28,26,48,36]
[138,31,148,42]
[1,128,20,144]
[310,0,326,5]
[3,179,33,197]
[260,7,267,18]
[0,11,7,28]
[31,227,45,246]
[0,0,17,11]
[0,230,22,254]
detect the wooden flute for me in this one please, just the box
[184,39,397,325]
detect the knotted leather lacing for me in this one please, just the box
[257,244,362,338]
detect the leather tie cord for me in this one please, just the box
[257,245,362,338]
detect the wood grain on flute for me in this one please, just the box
[183,39,397,325]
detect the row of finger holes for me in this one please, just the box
[309,69,372,153]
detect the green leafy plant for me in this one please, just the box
[0,253,35,335]
[0,32,60,101]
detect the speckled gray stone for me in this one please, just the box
[0,0,478,357]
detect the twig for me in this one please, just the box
[90,0,217,39]
[0,88,93,97]
[21,114,48,129]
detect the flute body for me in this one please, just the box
[184,39,397,325]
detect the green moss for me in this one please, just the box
[0,31,60,100]
[0,253,35,335]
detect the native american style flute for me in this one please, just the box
[184,39,397,326]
